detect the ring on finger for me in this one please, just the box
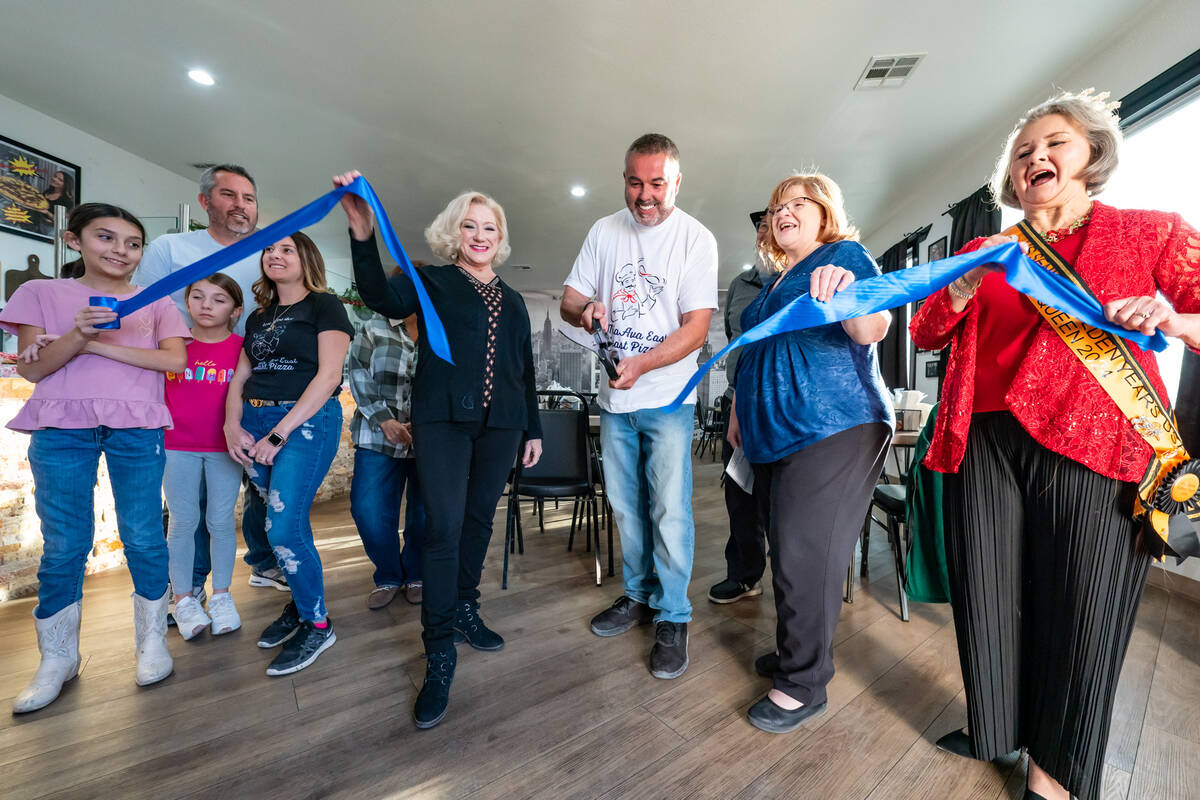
[1138,311,1152,320]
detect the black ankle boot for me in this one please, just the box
[453,601,504,651]
[413,648,457,729]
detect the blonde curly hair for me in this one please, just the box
[424,191,511,266]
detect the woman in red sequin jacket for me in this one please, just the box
[909,90,1200,800]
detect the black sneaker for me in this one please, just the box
[452,602,504,651]
[413,649,457,729]
[649,621,689,679]
[755,651,780,677]
[707,579,763,604]
[589,596,654,637]
[265,620,336,676]
[257,601,301,648]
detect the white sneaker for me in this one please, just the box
[207,592,241,635]
[174,595,211,641]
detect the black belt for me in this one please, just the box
[246,398,290,407]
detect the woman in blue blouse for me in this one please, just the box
[728,173,894,733]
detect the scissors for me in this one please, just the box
[592,328,621,381]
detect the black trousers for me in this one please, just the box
[412,418,523,654]
[721,438,769,585]
[943,412,1149,800]
[757,423,891,705]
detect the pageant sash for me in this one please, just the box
[116,176,453,365]
[1011,221,1198,561]
[665,242,1166,412]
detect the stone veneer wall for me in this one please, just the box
[0,376,357,603]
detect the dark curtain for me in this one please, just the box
[948,185,1001,253]
[877,224,930,389]
[1178,351,1200,454]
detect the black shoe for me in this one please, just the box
[413,649,457,729]
[265,620,336,676]
[754,651,780,677]
[708,579,763,604]
[650,621,689,679]
[746,695,827,733]
[590,596,654,637]
[935,728,975,759]
[257,601,301,648]
[452,602,504,651]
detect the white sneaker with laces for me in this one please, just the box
[208,592,241,635]
[174,595,211,641]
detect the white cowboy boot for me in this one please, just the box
[13,602,82,713]
[132,590,173,686]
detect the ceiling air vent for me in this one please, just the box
[854,54,925,90]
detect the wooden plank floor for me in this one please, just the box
[1,455,1197,800]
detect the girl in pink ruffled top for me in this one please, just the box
[0,203,190,714]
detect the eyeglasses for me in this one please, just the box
[767,196,814,217]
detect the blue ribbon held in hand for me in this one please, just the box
[116,175,453,365]
[666,242,1166,411]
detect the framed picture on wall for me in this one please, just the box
[925,360,939,378]
[927,235,948,263]
[0,134,82,244]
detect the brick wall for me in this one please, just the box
[0,378,357,603]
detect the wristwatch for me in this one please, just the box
[267,431,288,447]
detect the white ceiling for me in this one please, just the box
[0,0,1158,290]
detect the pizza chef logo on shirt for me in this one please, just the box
[611,259,664,321]
[249,313,291,362]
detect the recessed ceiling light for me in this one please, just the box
[188,69,215,87]
[742,263,753,270]
[570,185,586,198]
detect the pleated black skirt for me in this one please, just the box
[943,412,1150,800]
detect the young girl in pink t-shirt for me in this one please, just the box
[0,203,190,714]
[164,273,245,640]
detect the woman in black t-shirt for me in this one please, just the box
[224,231,353,677]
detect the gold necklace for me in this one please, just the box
[1037,204,1093,243]
[266,301,297,333]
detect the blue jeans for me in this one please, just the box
[241,398,341,622]
[29,427,169,618]
[350,447,426,587]
[599,404,696,623]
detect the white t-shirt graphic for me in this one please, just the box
[565,207,718,413]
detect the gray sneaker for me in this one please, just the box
[650,621,688,679]
[249,567,290,592]
[589,596,653,637]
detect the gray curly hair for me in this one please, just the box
[990,88,1122,209]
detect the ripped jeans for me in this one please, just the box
[240,397,342,622]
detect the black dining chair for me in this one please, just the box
[502,391,603,588]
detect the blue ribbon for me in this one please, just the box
[666,242,1167,411]
[117,175,453,364]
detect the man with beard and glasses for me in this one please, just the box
[561,133,717,680]
[135,164,287,605]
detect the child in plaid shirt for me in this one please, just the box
[347,311,426,609]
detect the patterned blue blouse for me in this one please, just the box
[734,240,894,464]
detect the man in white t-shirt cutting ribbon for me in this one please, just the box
[561,133,718,680]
